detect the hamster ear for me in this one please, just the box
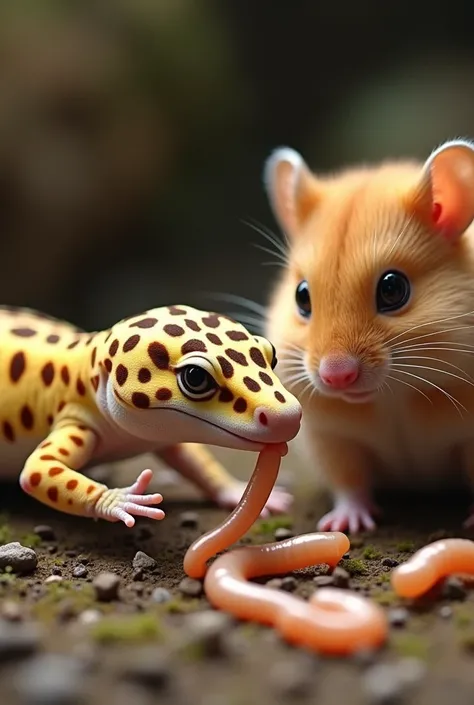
[263,147,320,237]
[411,139,474,241]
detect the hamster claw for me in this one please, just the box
[317,493,378,534]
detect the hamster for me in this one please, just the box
[262,140,474,533]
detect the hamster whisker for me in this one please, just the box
[209,293,267,316]
[386,309,474,347]
[280,340,306,354]
[241,217,290,253]
[392,362,474,390]
[390,355,474,383]
[389,368,467,416]
[390,323,474,350]
[386,213,416,259]
[394,342,474,353]
[280,371,310,387]
[253,243,288,266]
[385,374,433,404]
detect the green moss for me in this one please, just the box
[372,590,397,606]
[396,540,415,553]
[392,633,430,660]
[163,598,200,614]
[251,515,293,536]
[458,632,474,652]
[362,545,382,560]
[340,558,367,576]
[32,581,95,620]
[454,606,473,629]
[20,532,42,548]
[91,613,163,644]
[379,572,392,584]
[0,524,12,545]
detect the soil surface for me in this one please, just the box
[1,447,474,705]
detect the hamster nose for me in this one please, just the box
[319,354,359,390]
[254,405,302,442]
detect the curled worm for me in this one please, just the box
[391,538,474,599]
[184,445,388,656]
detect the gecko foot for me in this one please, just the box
[92,469,165,528]
[214,482,293,517]
[317,494,378,534]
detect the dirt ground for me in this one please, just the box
[1,447,474,705]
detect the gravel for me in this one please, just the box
[268,656,316,698]
[331,566,350,588]
[72,564,88,579]
[179,577,203,597]
[132,551,157,572]
[388,607,410,628]
[179,511,199,528]
[382,557,399,567]
[274,527,294,541]
[120,647,172,690]
[93,572,121,602]
[33,525,56,541]
[0,542,37,573]
[441,576,467,601]
[363,658,426,704]
[184,610,232,657]
[13,653,87,704]
[151,587,172,604]
[313,575,334,587]
[0,619,42,662]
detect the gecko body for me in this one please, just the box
[0,305,302,526]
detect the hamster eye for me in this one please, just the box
[295,280,311,318]
[376,270,411,313]
[270,342,278,370]
[177,365,217,401]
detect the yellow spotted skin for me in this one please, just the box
[0,305,302,527]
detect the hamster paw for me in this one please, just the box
[214,482,292,517]
[317,494,377,534]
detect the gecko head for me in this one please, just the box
[94,305,302,451]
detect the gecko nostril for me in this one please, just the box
[258,412,268,426]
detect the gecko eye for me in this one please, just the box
[295,280,311,318]
[177,365,217,401]
[376,270,411,313]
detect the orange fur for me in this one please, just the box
[263,141,474,532]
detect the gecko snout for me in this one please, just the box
[319,353,359,390]
[253,405,302,443]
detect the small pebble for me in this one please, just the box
[343,552,350,559]
[65,549,78,558]
[45,575,63,584]
[382,557,399,568]
[121,647,172,690]
[132,569,144,582]
[266,578,283,590]
[72,564,88,579]
[151,587,172,604]
[93,572,121,602]
[363,663,405,704]
[179,511,199,529]
[388,607,409,628]
[78,609,102,626]
[132,551,157,572]
[353,648,378,668]
[179,577,203,597]
[33,525,56,541]
[0,619,42,662]
[439,605,453,619]
[57,600,77,622]
[281,576,297,592]
[442,576,467,601]
[274,527,294,541]
[331,566,350,588]
[0,542,37,574]
[313,575,334,587]
[47,545,58,554]
[185,610,232,657]
[51,567,62,576]
[269,658,314,698]
[13,653,86,704]
[1,600,22,621]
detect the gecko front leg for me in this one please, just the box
[19,421,164,527]
[157,443,292,516]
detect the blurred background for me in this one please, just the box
[1,0,474,331]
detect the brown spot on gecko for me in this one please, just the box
[104,359,112,373]
[225,349,248,366]
[259,372,273,386]
[185,319,201,332]
[233,398,248,413]
[66,479,78,490]
[39,441,51,449]
[275,391,286,403]
[47,415,54,426]
[206,333,222,345]
[48,467,63,477]
[20,405,34,430]
[217,356,234,379]
[46,334,60,344]
[249,347,267,369]
[138,368,151,383]
[10,352,26,382]
[91,375,99,391]
[61,366,70,385]
[58,401,66,412]
[104,331,112,344]
[41,362,55,386]
[123,334,140,352]
[76,378,86,396]
[218,388,234,402]
[11,328,36,337]
[47,487,58,502]
[201,315,220,328]
[132,392,150,408]
[168,306,186,316]
[67,340,80,349]
[3,421,14,442]
[226,330,249,341]
[91,348,97,367]
[130,317,158,328]
[148,342,169,370]
[156,388,172,401]
[115,364,128,386]
[86,485,95,494]
[59,448,69,456]
[181,340,207,355]
[30,472,41,487]
[109,339,119,357]
[70,435,84,447]
[164,324,185,337]
[244,376,261,393]
[40,455,58,461]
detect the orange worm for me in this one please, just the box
[391,538,474,599]
[183,445,388,656]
